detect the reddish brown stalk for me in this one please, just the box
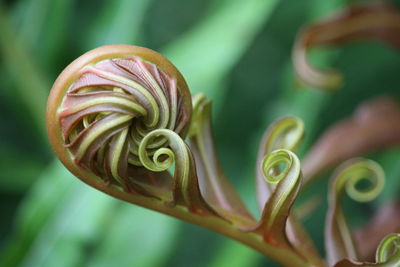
[302,96,400,187]
[293,1,400,90]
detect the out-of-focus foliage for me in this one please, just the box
[0,0,399,266]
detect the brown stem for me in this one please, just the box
[76,168,314,267]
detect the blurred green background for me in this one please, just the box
[1,0,400,266]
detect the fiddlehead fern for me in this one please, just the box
[254,149,302,246]
[256,116,304,207]
[326,159,385,266]
[48,44,396,267]
[47,45,213,214]
[46,45,316,267]
[255,117,325,266]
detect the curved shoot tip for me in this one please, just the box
[247,149,302,249]
[376,233,400,264]
[293,1,400,91]
[335,233,400,266]
[332,159,385,203]
[256,116,304,207]
[326,158,385,266]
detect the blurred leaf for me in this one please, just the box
[265,61,330,155]
[210,240,262,267]
[18,184,117,267]
[376,149,400,203]
[163,0,280,109]
[1,161,77,266]
[13,0,74,70]
[15,0,56,48]
[0,143,43,192]
[86,206,179,267]
[84,0,152,48]
[2,160,116,267]
[143,0,210,49]
[0,3,49,137]
[2,162,181,267]
[265,0,348,155]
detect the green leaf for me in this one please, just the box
[0,144,44,192]
[162,0,280,109]
[85,205,179,267]
[13,0,74,69]
[84,0,152,48]
[210,240,262,267]
[0,3,49,137]
[1,161,78,266]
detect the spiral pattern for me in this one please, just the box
[376,233,400,263]
[58,56,191,191]
[332,159,385,202]
[260,150,301,231]
[325,158,385,266]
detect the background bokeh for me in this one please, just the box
[1,0,400,266]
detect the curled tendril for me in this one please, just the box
[244,149,302,249]
[256,116,304,206]
[262,149,293,185]
[293,1,400,90]
[139,130,177,172]
[260,149,301,234]
[261,116,304,156]
[326,159,385,266]
[376,233,400,264]
[335,233,400,266]
[255,117,324,266]
[302,96,400,187]
[137,128,207,210]
[333,159,385,203]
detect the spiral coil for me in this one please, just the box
[58,56,191,191]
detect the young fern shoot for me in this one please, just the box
[47,44,400,267]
